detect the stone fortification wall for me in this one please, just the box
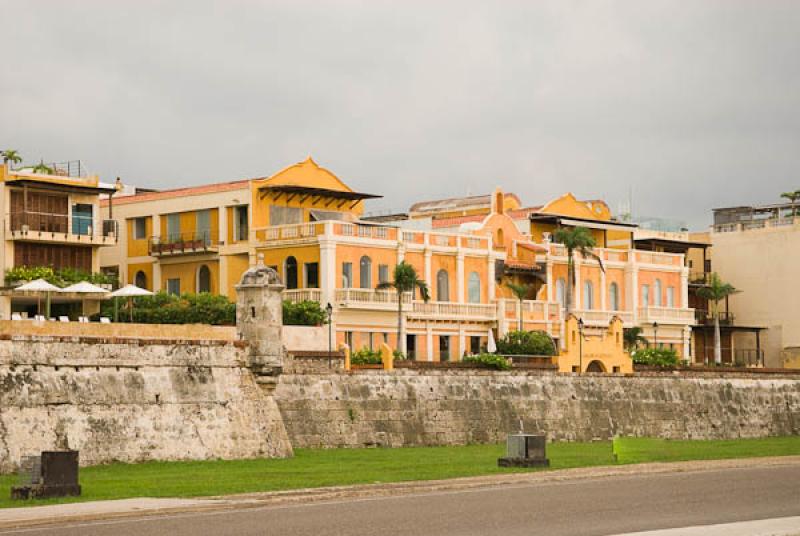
[0,336,292,473]
[274,369,800,448]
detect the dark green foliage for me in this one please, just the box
[462,353,511,370]
[282,300,327,326]
[631,347,680,368]
[99,292,236,325]
[495,330,556,356]
[623,327,648,351]
[351,347,382,365]
[5,266,118,288]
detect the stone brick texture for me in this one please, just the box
[274,369,800,448]
[0,337,292,473]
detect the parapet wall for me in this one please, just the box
[274,369,800,448]
[0,336,292,473]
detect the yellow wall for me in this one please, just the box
[160,260,219,294]
[260,245,321,287]
[226,254,250,296]
[557,315,633,373]
[127,262,154,291]
[336,244,397,289]
[126,217,152,257]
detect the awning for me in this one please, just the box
[258,185,381,202]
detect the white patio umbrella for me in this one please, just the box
[110,284,153,322]
[14,279,62,317]
[62,281,111,316]
[487,328,497,353]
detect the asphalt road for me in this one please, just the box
[7,465,800,536]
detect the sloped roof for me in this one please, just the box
[409,192,522,214]
[103,179,250,207]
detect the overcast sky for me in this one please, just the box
[2,1,799,228]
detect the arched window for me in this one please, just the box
[285,256,298,289]
[134,270,147,289]
[654,279,662,306]
[197,265,211,293]
[583,280,594,310]
[641,284,650,307]
[468,272,481,303]
[359,256,372,289]
[556,278,566,308]
[666,286,675,308]
[436,269,450,302]
[609,282,619,311]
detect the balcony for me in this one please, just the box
[409,301,496,321]
[573,309,634,327]
[5,212,118,246]
[148,232,219,257]
[638,306,696,325]
[283,288,323,303]
[503,300,562,324]
[694,310,735,326]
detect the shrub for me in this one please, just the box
[631,347,680,368]
[99,291,236,325]
[351,347,382,365]
[5,266,118,288]
[495,330,556,356]
[463,353,511,371]
[392,349,407,361]
[282,300,327,326]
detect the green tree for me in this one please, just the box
[623,326,648,351]
[696,272,739,364]
[505,281,535,331]
[781,190,800,217]
[552,226,605,316]
[32,160,54,174]
[376,262,430,356]
[1,149,22,168]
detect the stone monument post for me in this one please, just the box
[235,261,285,391]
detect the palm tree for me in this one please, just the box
[32,160,54,174]
[781,190,800,217]
[552,226,605,316]
[1,149,22,168]
[623,327,648,351]
[696,272,739,365]
[505,281,535,331]
[377,262,430,356]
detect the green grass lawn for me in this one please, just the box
[1,436,798,509]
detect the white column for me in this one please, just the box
[625,256,639,325]
[456,251,465,303]
[218,205,227,245]
[319,228,337,308]
[219,254,229,297]
[497,298,508,337]
[424,250,432,291]
[426,324,434,362]
[600,267,607,311]
[397,243,405,264]
[487,255,496,302]
[680,267,689,309]
[683,325,691,361]
[545,259,554,302]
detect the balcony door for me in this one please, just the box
[72,204,93,236]
[196,210,211,245]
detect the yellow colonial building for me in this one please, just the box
[99,156,696,368]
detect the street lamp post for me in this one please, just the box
[653,321,659,349]
[326,302,334,368]
[578,318,584,373]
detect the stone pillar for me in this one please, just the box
[573,254,582,310]
[625,256,639,325]
[600,268,607,311]
[456,251,465,303]
[218,205,228,245]
[545,259,554,302]
[458,324,466,358]
[236,263,286,391]
[152,213,162,290]
[680,266,689,309]
[319,233,337,308]
[426,324,434,362]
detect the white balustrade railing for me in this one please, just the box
[573,309,634,326]
[335,288,410,307]
[259,222,321,241]
[638,306,695,324]
[410,301,496,319]
[283,288,322,303]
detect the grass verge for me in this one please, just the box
[1,436,798,509]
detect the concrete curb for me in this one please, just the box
[2,455,800,530]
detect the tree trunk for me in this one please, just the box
[714,311,722,365]
[518,298,523,332]
[397,293,405,356]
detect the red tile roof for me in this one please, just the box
[102,179,252,207]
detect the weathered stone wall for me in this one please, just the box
[0,336,292,473]
[274,369,800,448]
